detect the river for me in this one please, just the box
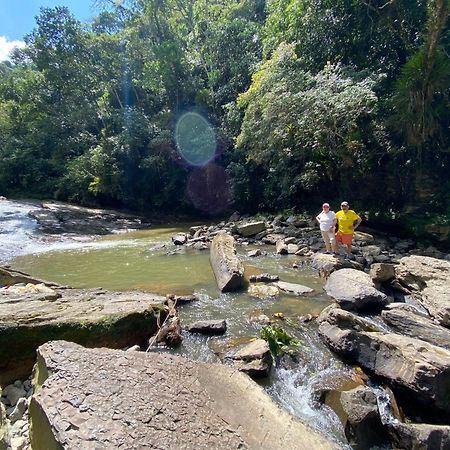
[1,199,351,447]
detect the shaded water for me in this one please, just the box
[4,201,350,447]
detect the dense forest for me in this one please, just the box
[0,0,449,240]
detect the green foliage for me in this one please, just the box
[260,325,300,361]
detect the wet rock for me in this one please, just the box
[228,339,272,377]
[287,244,300,254]
[9,397,27,423]
[169,294,198,304]
[186,319,227,335]
[248,313,271,325]
[193,241,209,250]
[249,273,279,283]
[275,281,314,296]
[276,240,288,254]
[395,256,450,327]
[247,249,261,257]
[388,422,450,450]
[340,386,389,450]
[172,233,188,245]
[310,253,362,278]
[236,221,266,237]
[30,341,338,450]
[370,263,396,283]
[29,201,149,235]
[248,284,280,298]
[262,233,285,245]
[0,288,166,385]
[0,266,59,289]
[318,306,450,418]
[210,233,244,292]
[381,306,450,350]
[324,269,389,312]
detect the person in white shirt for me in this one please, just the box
[316,203,337,254]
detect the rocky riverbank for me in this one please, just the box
[1,205,450,449]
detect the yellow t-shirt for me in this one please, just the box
[336,210,360,234]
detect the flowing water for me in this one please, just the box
[1,199,352,447]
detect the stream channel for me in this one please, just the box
[1,200,354,448]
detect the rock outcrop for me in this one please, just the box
[395,256,450,327]
[29,341,338,450]
[210,233,244,292]
[318,306,450,418]
[0,289,166,385]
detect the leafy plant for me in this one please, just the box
[260,325,300,362]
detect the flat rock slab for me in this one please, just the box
[324,269,388,312]
[0,289,166,385]
[236,221,266,237]
[30,341,338,450]
[275,281,314,296]
[382,306,450,350]
[310,254,362,278]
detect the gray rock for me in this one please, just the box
[324,269,389,312]
[275,281,314,296]
[8,397,27,423]
[353,231,375,244]
[228,339,272,377]
[276,240,288,254]
[0,388,7,449]
[210,233,244,292]
[395,256,450,327]
[0,288,166,385]
[287,244,300,254]
[172,233,188,245]
[318,306,450,417]
[249,273,279,283]
[262,233,285,245]
[2,384,26,407]
[29,341,338,450]
[248,284,280,298]
[340,386,389,449]
[370,263,396,283]
[229,211,240,222]
[382,306,450,350]
[187,319,227,335]
[236,221,266,237]
[247,249,261,257]
[388,422,450,450]
[284,237,296,245]
[310,253,363,278]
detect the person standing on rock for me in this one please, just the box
[335,201,361,258]
[316,203,337,255]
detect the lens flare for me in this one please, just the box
[175,112,216,166]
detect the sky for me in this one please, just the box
[0,0,99,60]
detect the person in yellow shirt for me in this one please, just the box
[335,201,362,257]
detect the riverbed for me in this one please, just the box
[1,199,351,447]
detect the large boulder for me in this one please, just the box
[29,341,338,450]
[318,306,450,418]
[382,305,450,350]
[210,233,245,292]
[388,422,450,450]
[0,289,166,385]
[339,386,389,449]
[236,221,266,237]
[324,269,389,311]
[395,256,450,327]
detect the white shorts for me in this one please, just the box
[321,230,336,244]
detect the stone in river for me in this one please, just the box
[186,319,227,335]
